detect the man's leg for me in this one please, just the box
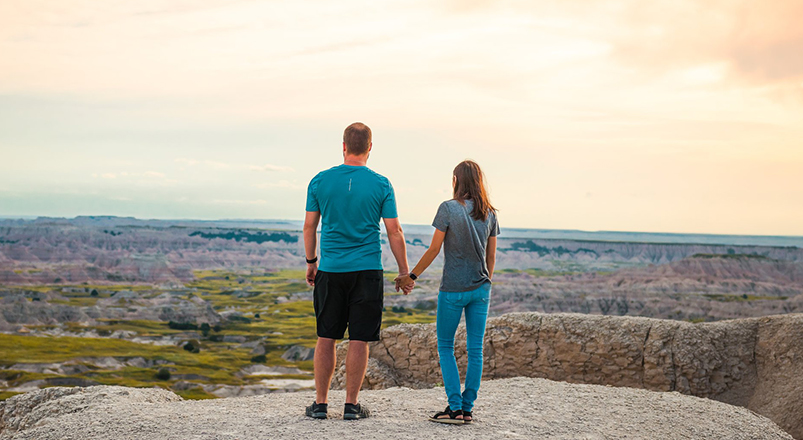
[314,337,337,404]
[344,270,383,406]
[344,340,368,404]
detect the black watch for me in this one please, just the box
[306,256,318,264]
[409,272,418,280]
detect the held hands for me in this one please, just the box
[394,273,415,295]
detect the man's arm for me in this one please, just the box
[486,236,497,280]
[304,211,321,286]
[383,217,409,278]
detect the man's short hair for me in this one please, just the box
[343,122,372,156]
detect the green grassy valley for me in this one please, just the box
[0,269,436,400]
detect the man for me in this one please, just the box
[303,122,412,420]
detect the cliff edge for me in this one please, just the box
[0,378,793,440]
[333,312,803,439]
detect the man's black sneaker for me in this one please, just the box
[343,403,370,420]
[306,402,328,419]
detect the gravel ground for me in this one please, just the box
[1,377,793,440]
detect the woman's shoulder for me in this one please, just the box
[441,199,466,207]
[438,199,463,212]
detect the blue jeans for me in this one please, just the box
[436,282,491,412]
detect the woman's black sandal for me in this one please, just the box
[429,406,464,425]
[462,410,473,424]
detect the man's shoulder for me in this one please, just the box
[364,167,391,185]
[311,165,342,182]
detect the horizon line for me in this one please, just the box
[1,214,802,240]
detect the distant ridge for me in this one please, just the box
[0,216,801,247]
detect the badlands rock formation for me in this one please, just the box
[333,312,803,439]
[0,379,793,440]
[3,217,802,285]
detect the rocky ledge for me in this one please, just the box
[332,312,803,439]
[0,378,793,440]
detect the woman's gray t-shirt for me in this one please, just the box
[432,199,500,292]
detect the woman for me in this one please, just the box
[396,160,499,425]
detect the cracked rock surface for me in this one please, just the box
[0,378,793,440]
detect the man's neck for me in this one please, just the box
[343,156,368,167]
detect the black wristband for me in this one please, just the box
[409,272,418,280]
[306,256,318,264]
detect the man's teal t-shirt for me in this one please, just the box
[306,164,398,273]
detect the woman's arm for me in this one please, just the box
[396,228,446,290]
[486,236,497,280]
[411,228,446,277]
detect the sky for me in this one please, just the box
[1,0,802,235]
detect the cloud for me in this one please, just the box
[175,159,234,169]
[91,173,117,179]
[92,171,176,186]
[176,158,294,172]
[174,158,200,166]
[211,199,267,205]
[203,160,232,170]
[588,1,803,91]
[249,164,295,172]
[252,180,303,190]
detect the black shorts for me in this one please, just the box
[313,269,384,342]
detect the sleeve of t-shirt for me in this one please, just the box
[380,180,398,218]
[490,211,500,237]
[305,175,320,212]
[432,201,450,232]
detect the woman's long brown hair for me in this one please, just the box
[453,160,495,222]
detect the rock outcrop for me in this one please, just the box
[0,379,794,439]
[0,386,181,437]
[333,312,803,439]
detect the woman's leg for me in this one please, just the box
[436,291,465,411]
[461,283,491,413]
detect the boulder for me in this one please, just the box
[281,345,314,362]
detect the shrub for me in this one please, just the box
[90,289,99,297]
[213,324,222,332]
[156,368,171,381]
[250,354,267,363]
[169,321,198,331]
[183,340,201,353]
[228,315,251,324]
